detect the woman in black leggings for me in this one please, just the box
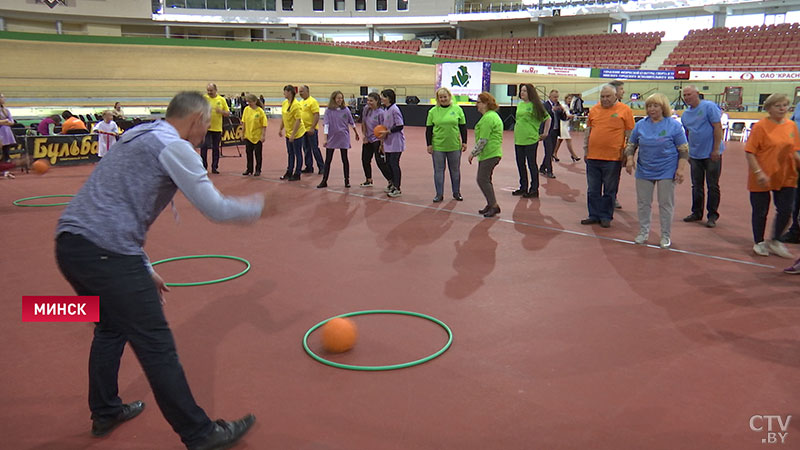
[358,92,392,187]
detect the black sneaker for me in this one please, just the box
[523,190,539,198]
[512,189,526,196]
[683,214,702,222]
[91,401,145,437]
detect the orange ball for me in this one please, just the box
[321,317,358,353]
[32,159,50,175]
[373,124,388,138]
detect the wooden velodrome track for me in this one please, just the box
[1,122,798,449]
[1,37,594,102]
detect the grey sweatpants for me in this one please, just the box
[636,177,675,237]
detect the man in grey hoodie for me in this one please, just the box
[55,92,262,450]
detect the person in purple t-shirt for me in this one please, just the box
[0,94,18,178]
[37,114,62,136]
[379,89,406,198]
[359,92,393,188]
[318,91,360,189]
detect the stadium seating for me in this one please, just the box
[659,23,800,71]
[304,39,422,55]
[434,32,663,68]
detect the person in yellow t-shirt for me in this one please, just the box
[278,85,307,181]
[298,85,324,173]
[201,83,230,174]
[240,94,268,177]
[581,84,635,228]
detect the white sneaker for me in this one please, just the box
[387,188,402,198]
[660,235,671,249]
[753,241,769,256]
[384,184,395,193]
[767,239,794,259]
[634,231,648,245]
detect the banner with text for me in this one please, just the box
[598,68,674,80]
[436,62,492,97]
[221,120,245,147]
[517,65,592,78]
[690,70,800,81]
[26,134,99,166]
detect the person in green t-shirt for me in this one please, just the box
[426,87,468,203]
[469,92,504,218]
[513,83,550,198]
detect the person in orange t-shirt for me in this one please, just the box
[60,111,88,135]
[745,93,800,260]
[580,84,635,228]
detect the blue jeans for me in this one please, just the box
[302,130,325,171]
[586,159,622,222]
[285,136,304,176]
[56,233,214,448]
[432,150,462,197]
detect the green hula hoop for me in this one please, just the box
[150,255,250,287]
[303,310,453,371]
[13,194,75,207]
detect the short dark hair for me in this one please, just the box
[380,89,396,105]
[61,110,73,119]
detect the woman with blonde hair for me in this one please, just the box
[744,92,800,263]
[318,90,360,188]
[624,93,689,248]
[469,92,504,218]
[426,87,467,202]
[278,85,307,181]
[241,94,268,176]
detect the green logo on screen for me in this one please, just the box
[451,66,472,88]
[37,0,66,8]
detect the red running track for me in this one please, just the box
[0,127,798,450]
